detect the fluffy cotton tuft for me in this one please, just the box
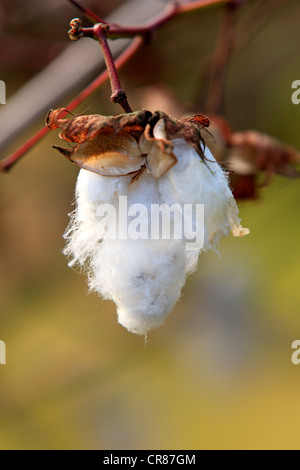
[64,138,248,335]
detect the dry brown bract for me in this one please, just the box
[46,108,210,178]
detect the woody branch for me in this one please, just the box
[0,0,239,173]
[69,18,132,113]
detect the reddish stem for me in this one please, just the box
[68,0,106,24]
[107,0,233,38]
[93,24,132,113]
[0,0,235,172]
[179,0,235,13]
[0,126,49,173]
[78,0,234,39]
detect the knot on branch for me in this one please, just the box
[110,90,132,113]
[68,18,83,40]
[93,22,110,39]
[110,89,127,104]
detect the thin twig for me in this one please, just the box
[67,0,106,24]
[93,24,132,112]
[0,0,234,172]
[205,3,236,114]
[68,0,233,112]
[107,0,234,39]
[0,37,143,172]
[234,0,290,56]
[74,0,234,40]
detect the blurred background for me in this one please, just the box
[0,0,300,450]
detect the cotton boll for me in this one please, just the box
[63,137,248,335]
[52,108,249,335]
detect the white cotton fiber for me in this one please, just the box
[89,237,187,334]
[159,139,248,251]
[63,138,248,335]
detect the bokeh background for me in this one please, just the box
[0,0,300,450]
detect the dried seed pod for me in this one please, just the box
[229,130,300,179]
[46,108,213,178]
[203,115,300,199]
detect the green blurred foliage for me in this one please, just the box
[0,0,300,450]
